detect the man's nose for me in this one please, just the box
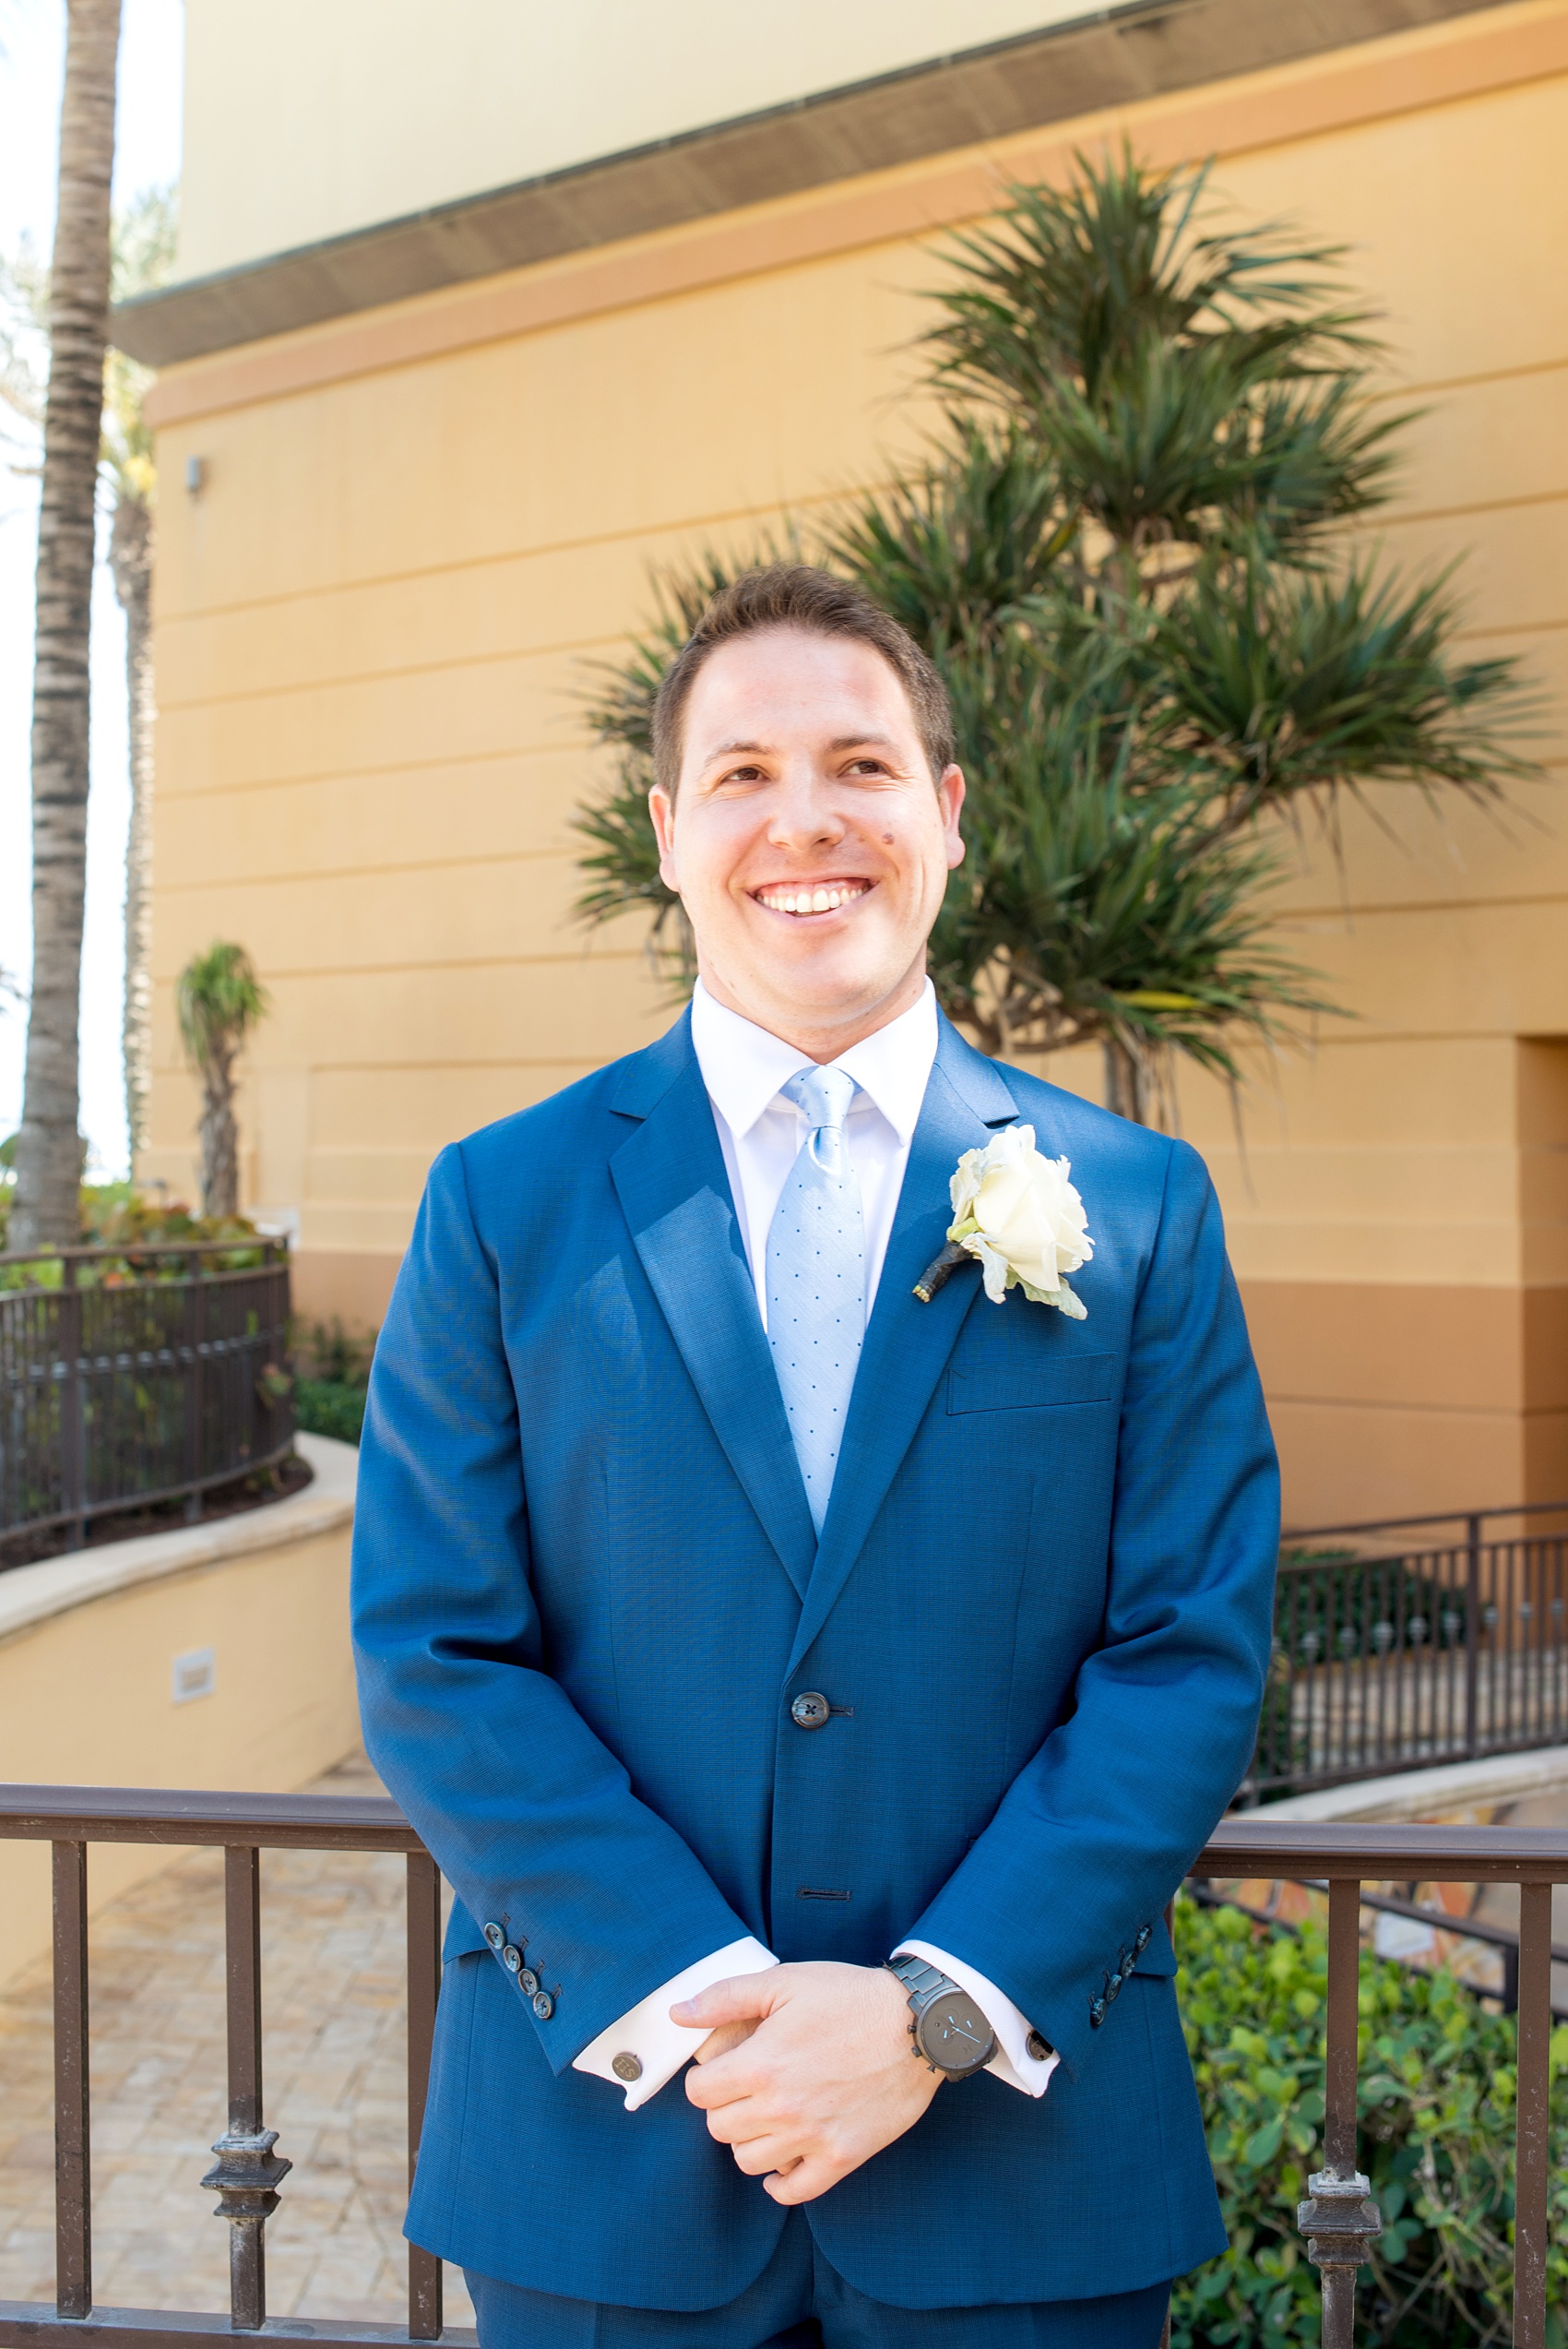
[766,766,845,849]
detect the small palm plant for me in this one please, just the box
[175,943,269,1217]
[574,150,1538,1123]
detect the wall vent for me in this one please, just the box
[172,1647,217,1705]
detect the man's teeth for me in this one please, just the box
[757,884,867,915]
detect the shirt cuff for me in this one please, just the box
[895,1939,1060,2099]
[571,1938,778,2112]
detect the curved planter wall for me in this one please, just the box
[0,1433,359,1987]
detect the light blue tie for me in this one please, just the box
[766,1066,866,1536]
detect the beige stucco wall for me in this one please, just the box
[176,0,1091,280]
[0,1437,361,1989]
[143,1,1568,1527]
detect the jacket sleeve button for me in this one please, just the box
[1134,1923,1152,1955]
[501,1944,522,1973]
[612,2051,643,2083]
[532,1989,554,2021]
[483,1924,505,1951]
[1089,1997,1107,2028]
[519,1967,540,1997]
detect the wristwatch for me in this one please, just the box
[885,1953,997,2079]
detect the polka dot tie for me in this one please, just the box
[766,1065,866,1537]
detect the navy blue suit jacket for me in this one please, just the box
[350,1009,1279,2312]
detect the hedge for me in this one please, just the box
[1172,1892,1568,2347]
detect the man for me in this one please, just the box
[351,566,1278,2348]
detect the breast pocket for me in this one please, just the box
[946,1351,1118,1414]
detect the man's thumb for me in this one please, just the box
[671,1972,778,2028]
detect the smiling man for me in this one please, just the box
[351,566,1280,2349]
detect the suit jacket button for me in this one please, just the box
[1089,1997,1107,2028]
[501,1945,522,1973]
[790,1691,831,1730]
[612,2051,642,2083]
[532,1989,554,2021]
[1027,2031,1053,2061]
[1105,1974,1122,2004]
[483,1924,504,1951]
[519,1967,540,1996]
[1134,1924,1152,1955]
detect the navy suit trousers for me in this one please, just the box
[465,2215,1172,2348]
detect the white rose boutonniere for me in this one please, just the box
[913,1126,1094,1317]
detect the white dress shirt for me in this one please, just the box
[573,981,1059,2107]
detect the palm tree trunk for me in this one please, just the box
[110,490,153,1168]
[10,0,124,1250]
[199,1049,239,1217]
[1103,1034,1155,1126]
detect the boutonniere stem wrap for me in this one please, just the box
[913,1126,1093,1318]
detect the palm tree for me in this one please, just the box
[9,0,123,1247]
[574,151,1538,1124]
[103,187,177,1170]
[3,184,177,1198]
[176,944,269,1218]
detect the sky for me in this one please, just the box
[0,0,184,1177]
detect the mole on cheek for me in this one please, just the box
[882,831,895,844]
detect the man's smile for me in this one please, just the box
[751,878,874,919]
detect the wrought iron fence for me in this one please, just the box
[0,1793,1560,2349]
[0,1241,294,1554]
[1249,1502,1568,1800]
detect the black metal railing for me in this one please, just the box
[0,1785,457,2349]
[0,1242,293,1553]
[0,1791,1561,2349]
[1250,1501,1568,1799]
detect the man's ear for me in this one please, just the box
[939,766,967,870]
[648,784,680,893]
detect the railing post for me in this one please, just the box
[182,1255,206,1524]
[1465,1513,1482,1758]
[52,1841,91,2319]
[407,1850,445,2341]
[1299,1878,1381,2349]
[1513,1881,1551,2349]
[202,1847,291,2330]
[57,1258,85,1552]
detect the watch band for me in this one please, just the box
[885,1953,998,2079]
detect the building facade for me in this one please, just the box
[122,0,1568,1527]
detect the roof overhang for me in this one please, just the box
[113,0,1512,367]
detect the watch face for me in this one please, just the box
[920,1989,994,2075]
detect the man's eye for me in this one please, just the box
[846,759,889,777]
[718,766,765,786]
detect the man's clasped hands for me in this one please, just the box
[673,1961,943,2205]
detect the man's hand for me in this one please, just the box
[673,1961,941,2204]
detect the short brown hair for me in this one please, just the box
[651,564,955,797]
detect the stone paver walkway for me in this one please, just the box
[0,1754,474,2328]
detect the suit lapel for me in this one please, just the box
[609,1019,817,1601]
[787,1019,1019,1673]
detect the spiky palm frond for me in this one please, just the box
[176,942,268,1071]
[822,418,1075,651]
[930,635,1328,1071]
[925,149,1373,414]
[1148,553,1545,828]
[572,767,692,989]
[922,151,1391,571]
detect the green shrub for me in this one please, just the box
[290,1319,376,1447]
[1172,1893,1568,2348]
[293,1377,367,1446]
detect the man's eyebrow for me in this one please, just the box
[697,731,900,765]
[701,738,771,762]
